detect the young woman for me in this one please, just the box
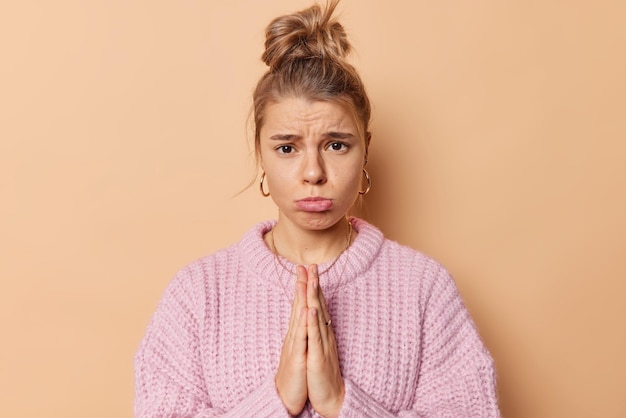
[134,2,500,417]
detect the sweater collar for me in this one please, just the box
[239,217,385,298]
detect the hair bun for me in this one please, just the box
[262,1,350,71]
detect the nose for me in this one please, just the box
[302,151,327,185]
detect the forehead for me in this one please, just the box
[262,97,358,133]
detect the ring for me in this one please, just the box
[325,319,332,327]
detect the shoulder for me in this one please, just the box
[167,219,277,292]
[382,238,449,278]
[354,218,450,277]
[353,218,456,297]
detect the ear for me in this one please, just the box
[257,150,265,171]
[364,131,372,164]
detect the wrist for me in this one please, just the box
[316,389,344,418]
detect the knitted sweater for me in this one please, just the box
[134,218,500,417]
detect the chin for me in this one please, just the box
[297,212,347,231]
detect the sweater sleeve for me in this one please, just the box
[133,266,290,418]
[336,265,500,418]
[408,266,499,417]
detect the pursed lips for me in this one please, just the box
[295,196,333,212]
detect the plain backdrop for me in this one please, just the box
[1,1,625,417]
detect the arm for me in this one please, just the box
[133,265,290,418]
[336,265,500,418]
[408,266,499,417]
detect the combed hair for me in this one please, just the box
[252,0,372,161]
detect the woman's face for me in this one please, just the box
[259,97,366,232]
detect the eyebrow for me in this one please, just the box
[269,132,356,141]
[269,134,301,141]
[327,131,356,140]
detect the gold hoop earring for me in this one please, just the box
[259,172,270,197]
[359,168,371,195]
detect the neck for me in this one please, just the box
[268,216,352,266]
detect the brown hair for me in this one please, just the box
[252,0,372,163]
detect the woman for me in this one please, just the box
[134,1,500,417]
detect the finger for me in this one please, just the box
[292,307,308,356]
[317,275,330,320]
[295,265,308,310]
[296,264,308,284]
[306,265,328,331]
[306,264,320,309]
[307,307,324,355]
[293,266,308,332]
[295,265,308,305]
[287,266,308,344]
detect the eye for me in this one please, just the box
[328,142,348,152]
[276,145,294,154]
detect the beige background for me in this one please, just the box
[1,1,625,417]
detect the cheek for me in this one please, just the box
[265,169,290,196]
[339,165,364,190]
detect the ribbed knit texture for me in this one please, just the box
[134,218,500,417]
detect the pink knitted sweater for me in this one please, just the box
[134,218,500,417]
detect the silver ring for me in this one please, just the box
[325,319,332,327]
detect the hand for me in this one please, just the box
[305,265,345,418]
[275,265,309,415]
